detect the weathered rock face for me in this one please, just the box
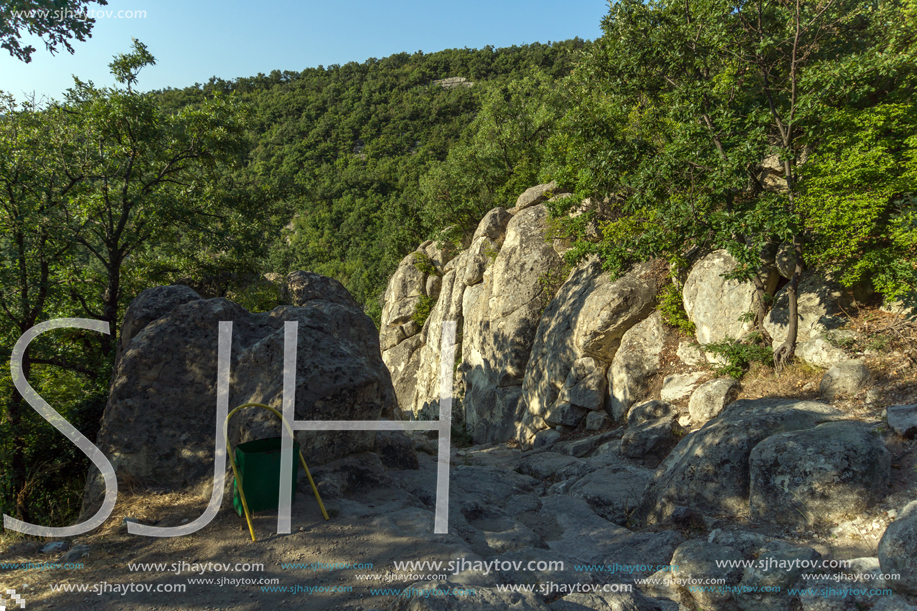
[85,279,394,509]
[609,312,665,422]
[660,372,706,403]
[621,417,679,468]
[462,204,565,443]
[560,464,654,526]
[520,258,662,444]
[283,270,359,309]
[683,250,757,348]
[378,236,465,418]
[764,272,852,347]
[116,284,202,365]
[637,398,843,525]
[749,421,891,526]
[879,500,917,595]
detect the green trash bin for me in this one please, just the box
[232,437,300,517]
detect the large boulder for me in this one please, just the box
[636,398,843,525]
[683,250,757,348]
[462,204,565,443]
[608,312,665,422]
[84,279,394,510]
[749,421,891,526]
[472,207,512,242]
[764,272,852,347]
[520,258,662,444]
[879,500,917,595]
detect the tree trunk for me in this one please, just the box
[773,236,804,371]
[8,351,32,522]
[100,252,121,358]
[751,274,770,342]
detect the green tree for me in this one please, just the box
[0,93,84,521]
[61,39,253,355]
[420,71,563,242]
[546,0,916,367]
[1,0,109,63]
[1,40,258,524]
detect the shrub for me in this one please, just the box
[412,294,436,328]
[704,335,774,379]
[658,283,696,336]
[412,252,440,277]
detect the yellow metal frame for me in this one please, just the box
[225,402,329,541]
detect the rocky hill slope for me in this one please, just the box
[2,183,916,611]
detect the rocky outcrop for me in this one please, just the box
[608,312,665,421]
[637,398,843,525]
[509,181,569,214]
[749,421,891,525]
[462,204,565,442]
[84,277,394,509]
[683,250,759,347]
[520,259,662,443]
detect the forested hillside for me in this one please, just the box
[0,39,587,525]
[152,40,588,320]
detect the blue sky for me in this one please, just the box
[1,0,607,102]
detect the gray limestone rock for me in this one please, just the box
[660,372,707,404]
[84,279,394,513]
[819,359,870,400]
[636,398,843,525]
[879,500,917,595]
[609,313,665,421]
[688,378,740,425]
[463,204,565,443]
[683,250,757,349]
[887,404,917,438]
[765,272,852,348]
[749,421,891,526]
